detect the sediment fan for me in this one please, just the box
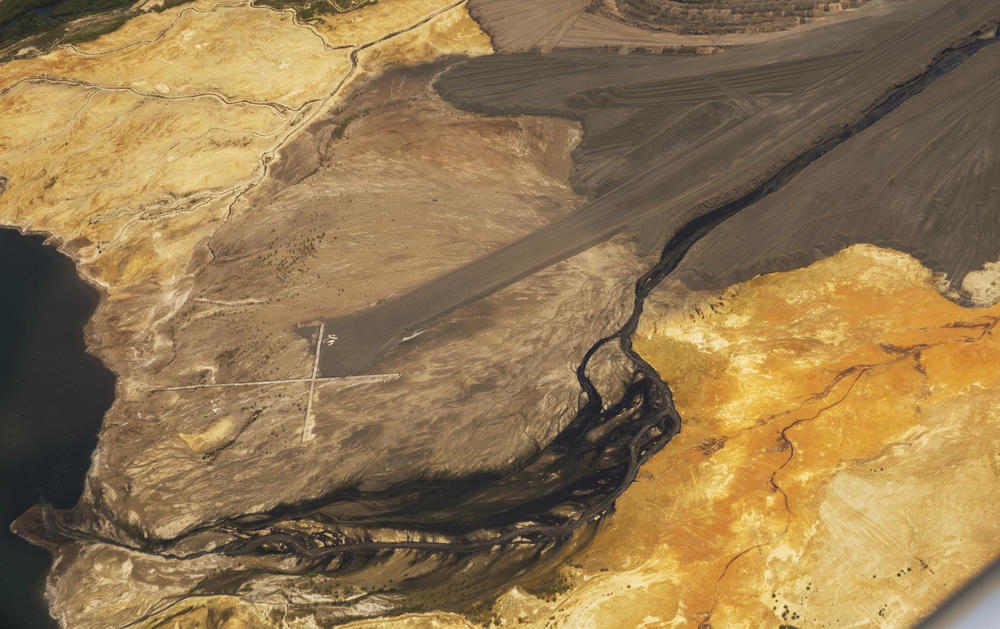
[611,0,871,33]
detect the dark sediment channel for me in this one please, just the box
[0,228,116,628]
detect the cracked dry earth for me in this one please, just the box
[342,244,1000,629]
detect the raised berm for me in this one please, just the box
[607,0,871,34]
[467,0,873,52]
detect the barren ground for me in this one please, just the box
[2,0,1000,627]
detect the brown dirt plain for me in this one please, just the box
[1,0,643,626]
[2,0,1000,627]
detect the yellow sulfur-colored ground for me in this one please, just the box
[356,3,492,72]
[591,244,1000,627]
[345,244,1000,628]
[2,2,353,107]
[313,0,483,47]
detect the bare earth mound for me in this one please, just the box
[468,0,875,51]
[606,0,871,34]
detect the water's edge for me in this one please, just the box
[0,227,116,628]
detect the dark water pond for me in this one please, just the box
[0,227,115,628]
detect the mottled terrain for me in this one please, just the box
[2,0,1000,627]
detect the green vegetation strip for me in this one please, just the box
[2,0,186,58]
[253,0,377,23]
[1,0,379,58]
[2,0,131,49]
